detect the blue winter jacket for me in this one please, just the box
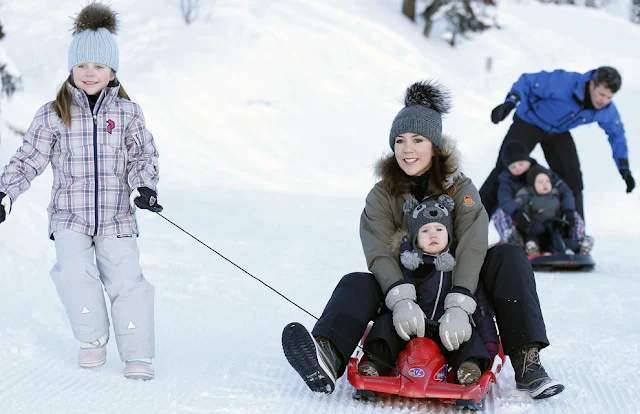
[497,159,575,217]
[504,69,628,169]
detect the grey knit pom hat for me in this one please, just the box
[68,3,119,72]
[389,80,451,152]
[400,195,456,271]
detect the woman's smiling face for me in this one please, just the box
[394,133,434,176]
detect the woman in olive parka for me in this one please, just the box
[282,81,564,400]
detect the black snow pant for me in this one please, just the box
[479,115,585,221]
[312,244,549,378]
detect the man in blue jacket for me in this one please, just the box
[479,66,635,221]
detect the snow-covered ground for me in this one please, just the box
[1,0,639,412]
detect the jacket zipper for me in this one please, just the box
[430,271,444,320]
[92,98,103,236]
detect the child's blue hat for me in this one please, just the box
[68,3,119,72]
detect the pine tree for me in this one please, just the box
[0,19,21,113]
[420,0,495,46]
[442,0,494,46]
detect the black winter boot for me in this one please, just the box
[282,322,342,394]
[457,359,482,386]
[510,345,565,399]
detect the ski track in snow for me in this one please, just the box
[1,189,639,413]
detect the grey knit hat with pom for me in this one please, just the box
[68,3,119,72]
[389,80,452,151]
[400,195,456,272]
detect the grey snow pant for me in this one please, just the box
[50,229,155,361]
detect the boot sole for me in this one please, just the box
[79,358,106,369]
[282,322,336,394]
[124,372,154,381]
[518,379,565,399]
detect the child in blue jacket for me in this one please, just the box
[492,141,594,255]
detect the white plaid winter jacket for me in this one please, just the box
[0,84,159,238]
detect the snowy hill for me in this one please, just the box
[0,0,639,412]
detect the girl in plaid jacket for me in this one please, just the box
[0,3,160,380]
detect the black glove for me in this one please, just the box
[618,159,635,193]
[0,192,8,224]
[491,101,516,124]
[512,209,529,232]
[528,220,545,236]
[562,209,576,229]
[620,169,635,193]
[131,187,163,212]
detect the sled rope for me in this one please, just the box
[157,212,413,383]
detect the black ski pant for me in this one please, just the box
[312,272,383,377]
[479,115,585,221]
[312,244,549,377]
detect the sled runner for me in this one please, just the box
[528,252,595,271]
[347,322,505,410]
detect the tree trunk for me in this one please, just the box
[402,0,416,21]
[423,0,442,37]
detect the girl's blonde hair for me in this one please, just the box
[52,72,130,127]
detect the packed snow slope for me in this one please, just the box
[0,0,638,412]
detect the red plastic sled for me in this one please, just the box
[347,337,505,410]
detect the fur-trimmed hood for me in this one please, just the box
[375,133,463,197]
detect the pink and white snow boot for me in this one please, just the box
[124,359,154,380]
[78,333,109,368]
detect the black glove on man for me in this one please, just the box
[130,187,163,213]
[620,170,635,193]
[491,100,517,124]
[618,159,635,193]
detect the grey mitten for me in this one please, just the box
[439,292,477,351]
[385,283,425,341]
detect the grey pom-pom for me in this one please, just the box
[73,3,119,35]
[402,198,419,215]
[434,252,456,271]
[400,250,423,271]
[404,80,451,115]
[437,195,455,213]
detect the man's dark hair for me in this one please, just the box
[594,66,621,93]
